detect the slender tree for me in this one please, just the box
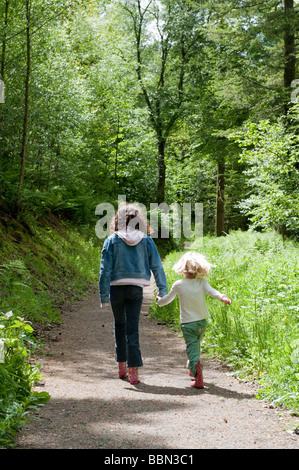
[122,0,199,203]
[284,0,296,111]
[1,0,10,80]
[16,0,31,213]
[215,158,225,237]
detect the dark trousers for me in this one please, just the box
[110,285,143,367]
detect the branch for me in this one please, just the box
[5,4,75,43]
[123,0,157,129]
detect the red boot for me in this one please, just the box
[118,361,127,380]
[128,367,140,384]
[191,361,204,389]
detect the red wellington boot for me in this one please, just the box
[190,361,204,389]
[128,367,140,385]
[118,361,128,380]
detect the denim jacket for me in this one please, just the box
[99,232,167,304]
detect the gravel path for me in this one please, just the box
[15,283,298,450]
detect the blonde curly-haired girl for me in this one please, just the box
[156,251,231,389]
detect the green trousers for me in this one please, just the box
[181,320,207,377]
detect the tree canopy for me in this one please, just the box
[0,0,298,237]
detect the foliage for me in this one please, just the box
[0,259,58,324]
[0,214,101,447]
[231,116,299,236]
[0,0,298,237]
[150,231,299,412]
[0,216,100,323]
[0,310,50,448]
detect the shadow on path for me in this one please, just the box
[125,381,255,400]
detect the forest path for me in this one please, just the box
[15,282,298,450]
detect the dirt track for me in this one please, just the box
[15,283,298,450]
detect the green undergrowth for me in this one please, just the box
[0,311,50,448]
[150,230,299,413]
[0,214,101,447]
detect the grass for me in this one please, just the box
[150,230,299,413]
[0,215,100,323]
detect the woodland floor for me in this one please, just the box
[15,281,299,450]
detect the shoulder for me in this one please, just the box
[171,279,182,290]
[201,277,214,289]
[103,233,117,248]
[104,232,116,240]
[145,234,155,244]
[145,234,159,249]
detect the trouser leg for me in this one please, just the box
[110,286,127,362]
[181,320,207,377]
[110,285,143,367]
[125,285,143,367]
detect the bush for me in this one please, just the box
[0,310,49,448]
[231,119,299,237]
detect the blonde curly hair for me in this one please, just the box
[173,251,215,278]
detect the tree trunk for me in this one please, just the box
[157,138,166,204]
[215,160,225,237]
[124,0,188,205]
[284,0,296,112]
[278,0,296,236]
[16,0,31,213]
[114,112,120,184]
[1,0,9,80]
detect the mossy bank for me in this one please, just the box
[0,214,101,447]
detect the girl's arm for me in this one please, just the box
[147,236,168,297]
[204,279,231,305]
[99,237,113,304]
[156,282,178,307]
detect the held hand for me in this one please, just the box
[221,295,231,305]
[100,302,110,308]
[156,295,162,302]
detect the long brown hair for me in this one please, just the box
[109,203,153,235]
